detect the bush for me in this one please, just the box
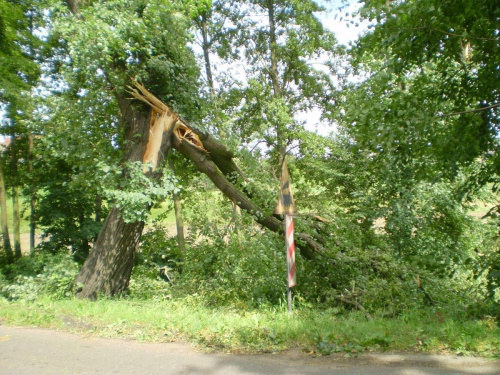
[175,229,286,307]
[127,265,172,300]
[0,253,79,301]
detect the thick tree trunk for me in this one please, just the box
[0,162,13,263]
[75,95,175,299]
[75,207,144,299]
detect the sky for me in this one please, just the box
[317,0,367,46]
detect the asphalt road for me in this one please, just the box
[1,325,499,375]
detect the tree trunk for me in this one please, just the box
[200,14,215,95]
[267,0,286,165]
[75,207,144,299]
[12,186,21,259]
[9,136,22,259]
[0,162,13,263]
[75,95,175,299]
[169,159,186,258]
[95,193,102,223]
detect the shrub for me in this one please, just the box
[0,253,79,301]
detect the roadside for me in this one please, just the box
[1,325,499,375]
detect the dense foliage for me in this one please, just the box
[0,0,499,324]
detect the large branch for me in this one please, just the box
[173,137,321,260]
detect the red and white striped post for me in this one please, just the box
[275,158,297,314]
[285,214,296,288]
[285,214,296,314]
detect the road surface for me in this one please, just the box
[1,325,499,375]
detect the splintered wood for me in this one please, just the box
[142,109,177,172]
[173,123,205,151]
[126,80,207,172]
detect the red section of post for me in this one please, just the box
[285,214,296,288]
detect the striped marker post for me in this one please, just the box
[275,158,297,314]
[285,214,296,289]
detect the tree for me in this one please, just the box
[0,0,41,103]
[0,0,44,262]
[48,0,202,299]
[352,0,499,177]
[0,157,13,262]
[335,0,500,306]
[231,0,340,165]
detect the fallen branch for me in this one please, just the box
[128,80,336,261]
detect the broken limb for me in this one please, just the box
[173,135,321,261]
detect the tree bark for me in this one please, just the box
[0,162,13,263]
[75,95,174,299]
[95,193,102,223]
[12,186,21,259]
[75,207,144,299]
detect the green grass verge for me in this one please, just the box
[0,297,498,358]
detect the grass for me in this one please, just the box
[149,201,177,225]
[0,297,499,358]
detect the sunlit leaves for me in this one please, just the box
[0,0,42,102]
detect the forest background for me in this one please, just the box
[0,0,499,357]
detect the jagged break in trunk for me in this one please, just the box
[130,82,331,260]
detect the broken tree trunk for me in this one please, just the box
[173,136,323,260]
[75,93,176,300]
[76,81,334,300]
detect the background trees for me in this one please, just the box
[0,0,498,317]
